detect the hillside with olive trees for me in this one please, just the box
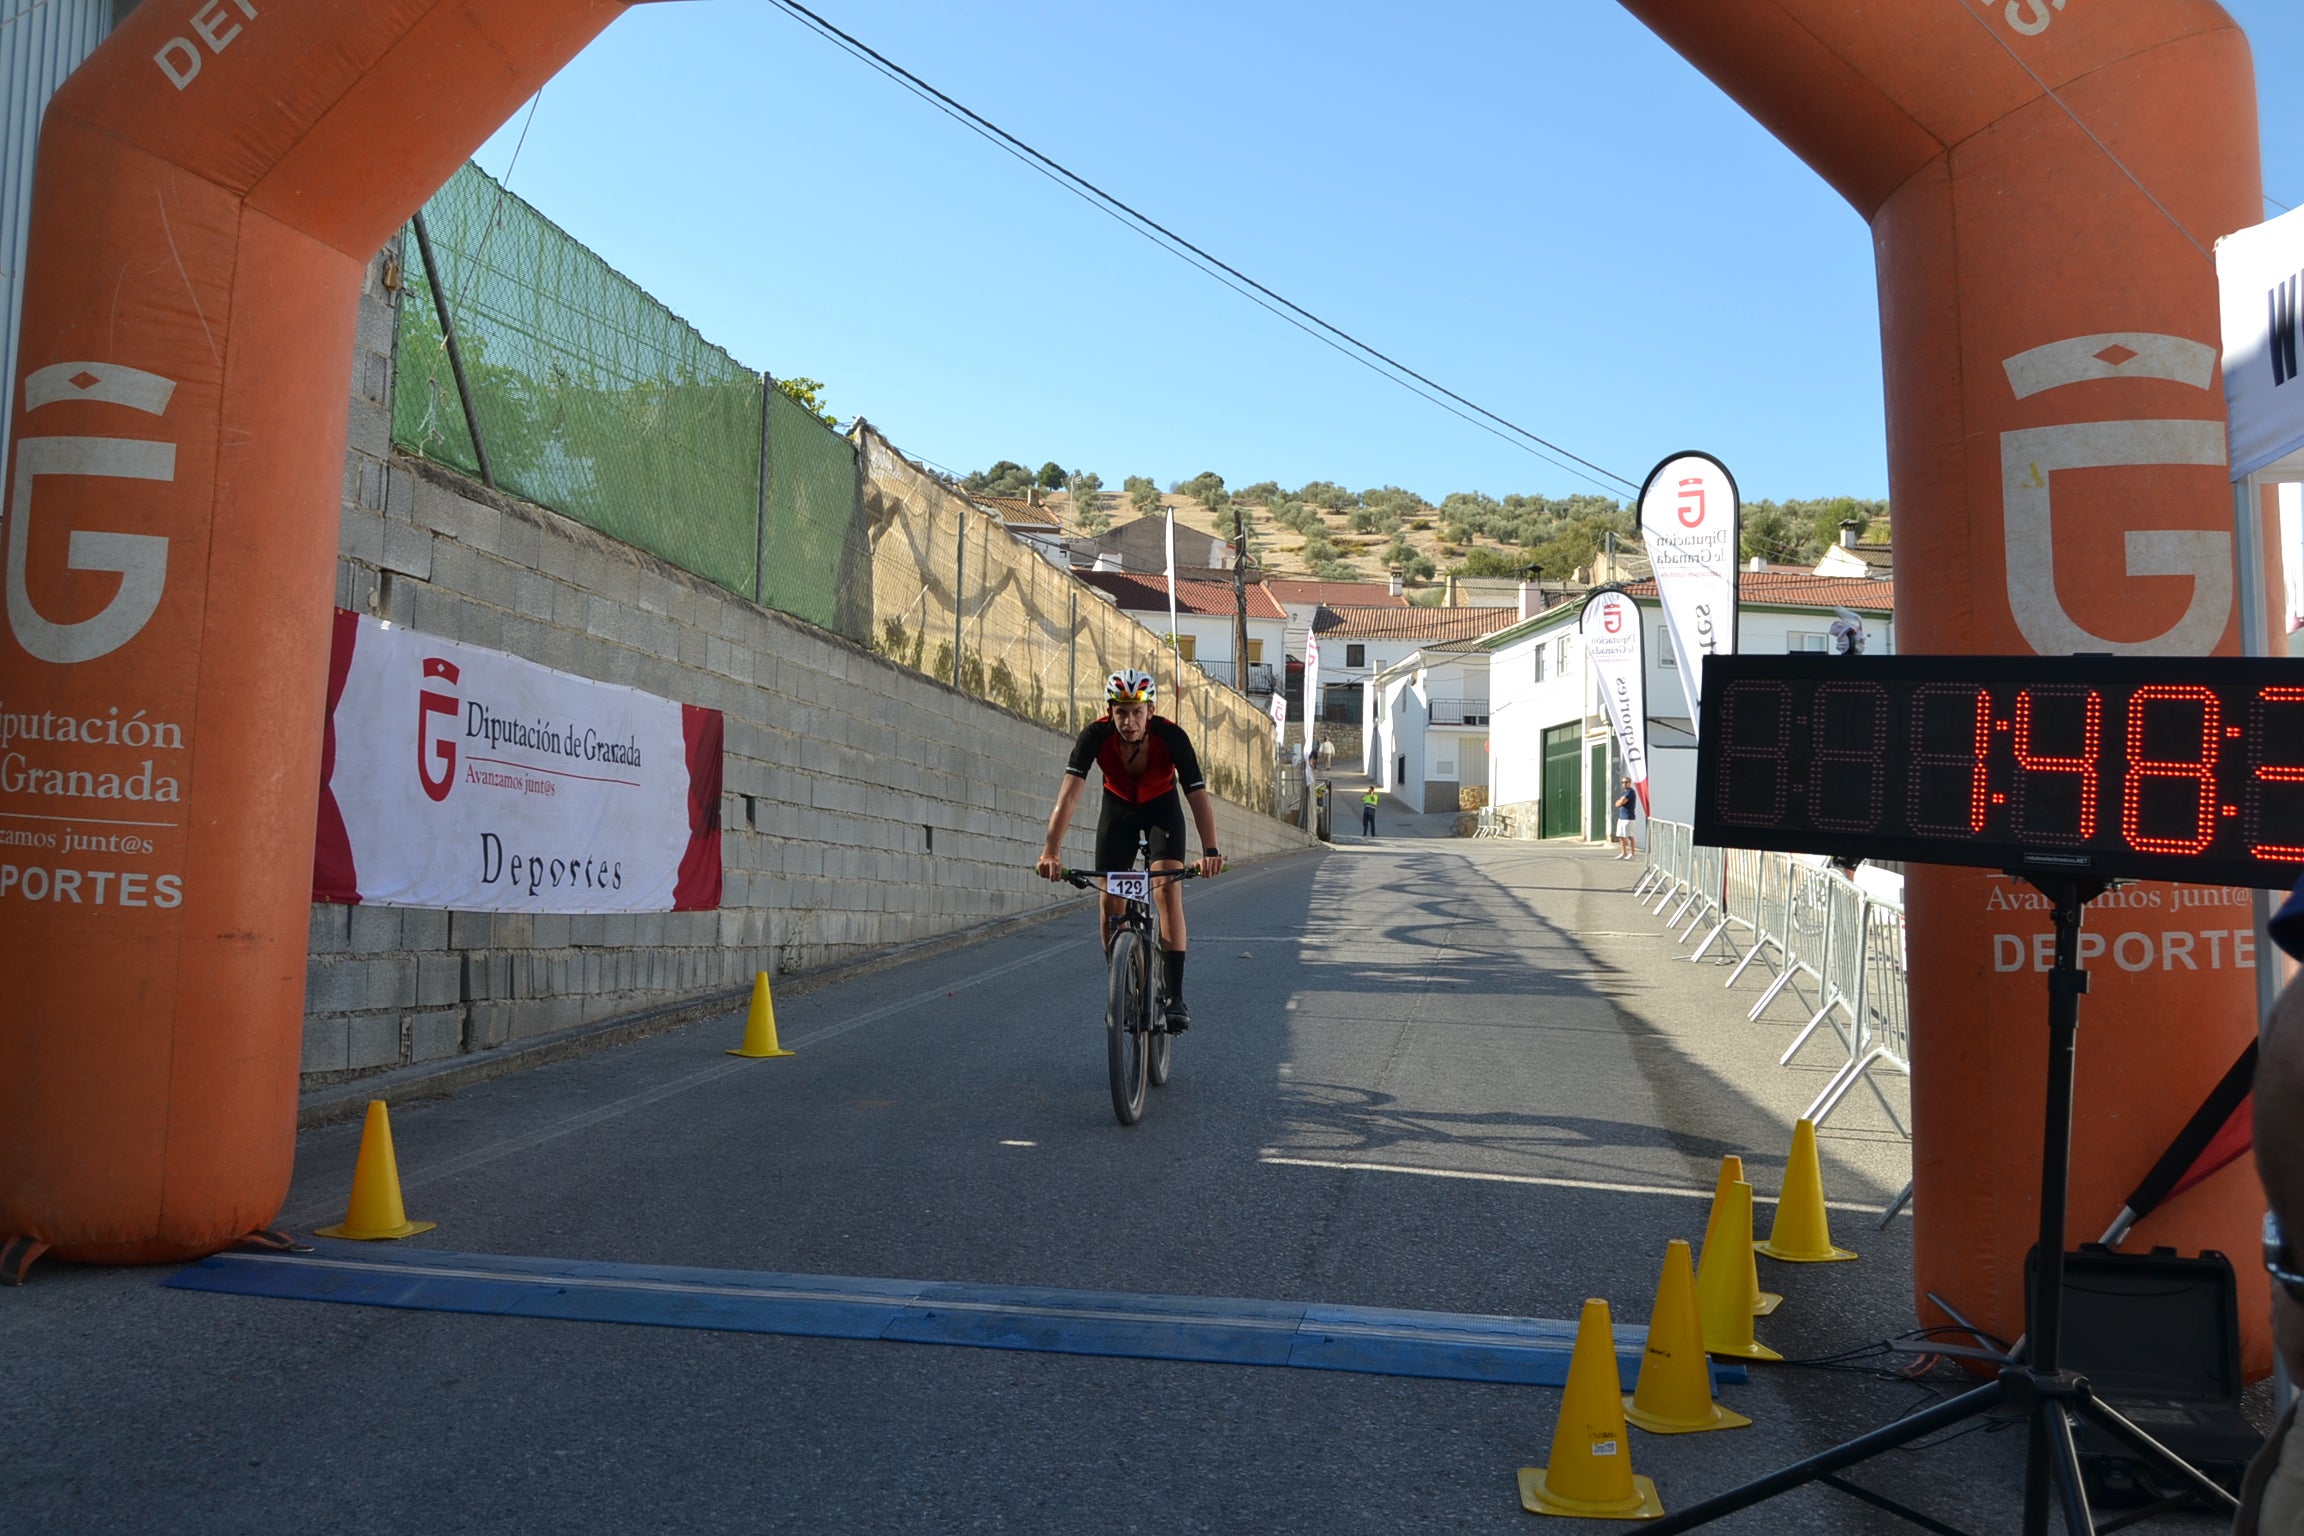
[958,461,1886,591]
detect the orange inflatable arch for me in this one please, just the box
[0,1,2275,1364]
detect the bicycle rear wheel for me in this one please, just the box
[1106,928,1150,1125]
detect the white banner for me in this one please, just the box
[2218,204,2304,480]
[1269,690,1287,747]
[1579,588,1650,814]
[314,612,722,912]
[1637,450,1740,734]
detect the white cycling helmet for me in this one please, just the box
[1105,667,1157,707]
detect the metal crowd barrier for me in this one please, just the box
[1674,842,1725,940]
[1637,822,1910,1138]
[1805,898,1911,1126]
[1690,846,1763,964]
[1778,876,1868,1077]
[1631,823,1671,899]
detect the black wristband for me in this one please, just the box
[1203,847,1221,858]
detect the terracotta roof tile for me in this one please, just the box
[1079,570,1287,619]
[1620,571,1895,613]
[1262,579,1408,607]
[981,495,1063,527]
[1314,605,1521,641]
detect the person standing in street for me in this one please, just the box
[1613,776,1639,859]
[1360,787,1379,838]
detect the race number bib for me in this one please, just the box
[1104,871,1151,904]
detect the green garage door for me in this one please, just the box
[1541,724,1581,839]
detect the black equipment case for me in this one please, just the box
[2027,1245,2264,1503]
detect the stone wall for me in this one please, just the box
[306,246,1318,1081]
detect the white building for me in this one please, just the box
[1482,572,1897,841]
[1076,570,1288,695]
[1365,640,1492,813]
[1261,577,1406,675]
[1312,604,1520,749]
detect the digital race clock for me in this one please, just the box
[1691,655,2304,889]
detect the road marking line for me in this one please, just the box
[1256,1154,1904,1217]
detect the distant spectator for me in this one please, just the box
[1361,787,1379,838]
[1613,777,1639,860]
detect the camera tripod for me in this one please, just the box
[1647,875,2243,1535]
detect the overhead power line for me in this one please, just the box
[765,0,1640,498]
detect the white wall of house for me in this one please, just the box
[1099,606,1288,687]
[1486,615,1597,833]
[1320,632,1441,735]
[1488,597,1895,833]
[1368,667,1424,797]
[1366,650,1490,811]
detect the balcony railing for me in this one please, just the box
[1429,697,1491,727]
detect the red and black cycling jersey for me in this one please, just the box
[1065,715,1206,804]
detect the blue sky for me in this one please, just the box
[470,2,2304,507]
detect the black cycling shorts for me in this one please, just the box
[1095,790,1188,871]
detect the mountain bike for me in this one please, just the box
[1063,863,1197,1125]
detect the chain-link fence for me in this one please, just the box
[390,163,1274,815]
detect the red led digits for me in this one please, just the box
[2247,686,2304,861]
[1973,688,1991,833]
[1906,684,1992,836]
[1714,681,1793,826]
[1808,682,1889,831]
[2011,687,2102,844]
[2120,686,2219,855]
[1696,658,2303,889]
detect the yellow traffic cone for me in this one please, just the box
[315,1101,435,1241]
[1518,1298,1665,1520]
[727,971,794,1058]
[1696,1181,1781,1361]
[1706,1156,1782,1316]
[1625,1240,1753,1434]
[1759,1118,1857,1262]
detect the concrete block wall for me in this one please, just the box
[307,245,1318,1080]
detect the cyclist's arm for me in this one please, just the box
[1037,773,1087,879]
[1185,787,1223,877]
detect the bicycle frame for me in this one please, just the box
[1062,863,1196,1126]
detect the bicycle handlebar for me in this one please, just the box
[1059,867,1202,891]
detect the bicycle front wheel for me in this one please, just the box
[1106,928,1150,1126]
[1148,1002,1172,1087]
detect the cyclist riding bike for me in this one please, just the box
[1035,668,1223,1030]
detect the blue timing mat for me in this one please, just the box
[166,1243,1747,1391]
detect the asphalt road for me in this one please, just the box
[0,819,2240,1534]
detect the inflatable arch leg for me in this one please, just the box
[0,0,638,1267]
[1618,0,2273,1372]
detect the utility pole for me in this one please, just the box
[1232,506,1251,693]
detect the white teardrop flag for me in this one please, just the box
[1579,587,1650,815]
[1636,451,1741,738]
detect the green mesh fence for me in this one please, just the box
[392,163,763,595]
[762,386,869,639]
[384,164,1265,808]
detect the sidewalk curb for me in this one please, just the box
[297,844,1327,1129]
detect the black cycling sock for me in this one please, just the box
[1161,948,1185,1002]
